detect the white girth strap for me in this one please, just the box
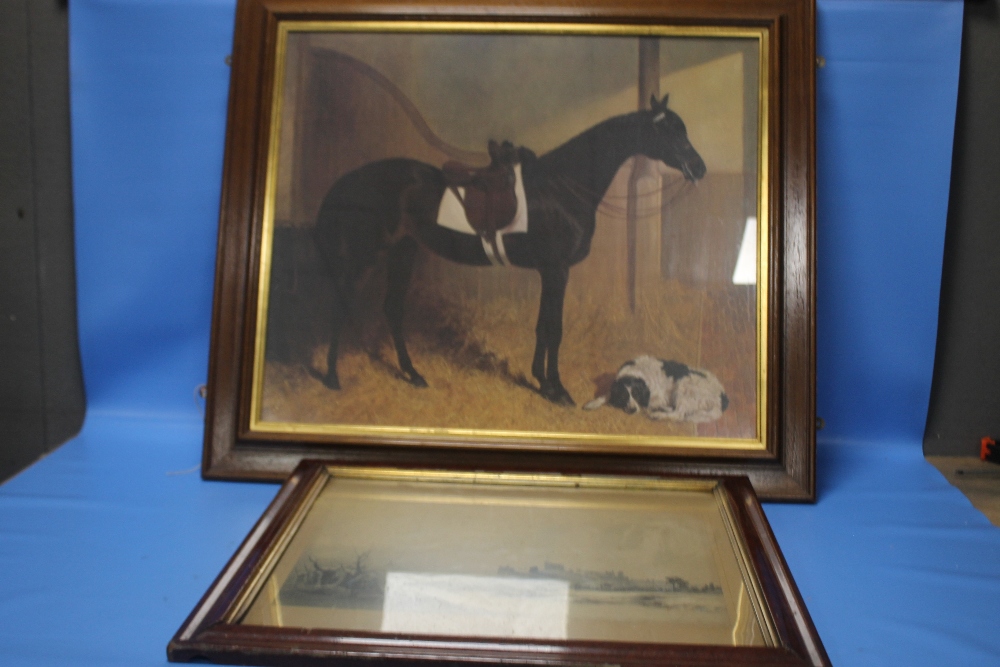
[494,232,510,265]
[481,237,504,266]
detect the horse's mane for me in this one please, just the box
[533,111,647,171]
[521,111,651,210]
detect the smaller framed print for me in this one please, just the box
[202,0,817,500]
[168,463,829,666]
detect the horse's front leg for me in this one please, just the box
[532,265,574,406]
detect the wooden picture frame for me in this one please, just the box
[169,462,829,666]
[203,0,817,500]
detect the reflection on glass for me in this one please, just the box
[381,572,570,638]
[240,473,770,646]
[255,27,765,447]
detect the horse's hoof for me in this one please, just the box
[553,391,576,407]
[541,382,575,407]
[322,374,341,390]
[406,372,428,388]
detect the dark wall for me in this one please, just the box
[925,0,1000,455]
[0,0,85,482]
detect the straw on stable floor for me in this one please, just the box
[261,279,756,441]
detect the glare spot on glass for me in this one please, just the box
[732,216,757,285]
[381,572,569,639]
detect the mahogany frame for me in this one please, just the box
[202,0,817,500]
[168,462,829,666]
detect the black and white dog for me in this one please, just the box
[583,355,729,422]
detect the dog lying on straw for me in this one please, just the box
[583,355,728,423]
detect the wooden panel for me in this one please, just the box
[661,173,746,284]
[698,286,757,439]
[0,0,83,482]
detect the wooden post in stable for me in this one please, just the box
[627,37,663,313]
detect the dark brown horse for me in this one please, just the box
[314,94,706,406]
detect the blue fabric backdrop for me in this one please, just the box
[3,1,1000,666]
[815,0,963,442]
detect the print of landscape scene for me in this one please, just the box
[280,553,722,611]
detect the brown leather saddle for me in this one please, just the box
[443,140,519,253]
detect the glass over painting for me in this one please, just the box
[252,23,767,452]
[238,470,774,646]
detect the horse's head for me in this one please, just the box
[643,94,706,182]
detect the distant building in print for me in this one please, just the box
[497,561,722,594]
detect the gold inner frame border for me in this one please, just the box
[248,20,771,454]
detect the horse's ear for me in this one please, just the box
[488,139,500,160]
[650,94,669,113]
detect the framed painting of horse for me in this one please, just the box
[203,0,817,501]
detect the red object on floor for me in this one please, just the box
[981,437,1000,464]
